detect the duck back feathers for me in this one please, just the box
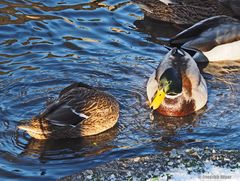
[170,16,240,62]
[132,0,235,25]
[170,16,240,51]
[18,83,119,139]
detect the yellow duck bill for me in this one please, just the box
[150,89,166,110]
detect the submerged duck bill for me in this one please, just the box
[150,89,166,110]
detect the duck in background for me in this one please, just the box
[220,0,240,17]
[170,15,240,62]
[18,83,119,140]
[147,48,208,116]
[132,0,239,25]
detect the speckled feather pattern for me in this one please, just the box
[132,0,233,24]
[18,84,119,139]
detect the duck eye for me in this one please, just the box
[166,80,172,86]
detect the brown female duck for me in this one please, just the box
[18,83,119,140]
[132,0,239,25]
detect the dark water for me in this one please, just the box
[0,0,239,180]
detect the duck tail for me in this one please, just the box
[17,118,52,140]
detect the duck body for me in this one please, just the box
[132,0,238,25]
[147,48,208,116]
[170,15,240,62]
[18,83,119,140]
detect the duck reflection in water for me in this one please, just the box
[149,108,206,151]
[18,126,118,160]
[150,109,205,133]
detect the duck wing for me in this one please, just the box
[156,0,177,5]
[38,85,96,127]
[59,82,94,97]
[170,15,240,51]
[132,0,177,5]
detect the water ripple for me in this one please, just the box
[0,0,239,180]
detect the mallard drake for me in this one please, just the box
[147,48,208,116]
[132,0,239,25]
[170,15,240,62]
[18,83,119,140]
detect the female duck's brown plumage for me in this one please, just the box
[18,83,119,140]
[132,0,239,25]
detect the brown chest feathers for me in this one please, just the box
[157,73,195,116]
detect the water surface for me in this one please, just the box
[0,0,239,180]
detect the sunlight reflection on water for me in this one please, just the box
[0,0,239,180]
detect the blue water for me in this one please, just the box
[0,0,239,180]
